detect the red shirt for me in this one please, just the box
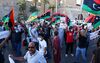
[66,31,74,43]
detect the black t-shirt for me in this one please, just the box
[10,30,23,43]
[78,36,88,48]
[93,48,100,63]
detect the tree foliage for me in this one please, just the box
[48,4,55,13]
[17,0,27,21]
[17,0,26,12]
[29,6,38,13]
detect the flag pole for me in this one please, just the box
[80,0,84,22]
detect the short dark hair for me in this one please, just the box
[39,34,44,38]
[54,31,58,36]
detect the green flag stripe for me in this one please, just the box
[43,16,50,19]
[93,21,100,29]
[82,5,100,15]
[2,17,9,23]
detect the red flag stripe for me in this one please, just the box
[94,0,100,4]
[84,15,94,22]
[10,8,15,27]
[91,16,96,23]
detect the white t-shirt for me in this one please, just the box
[39,40,47,55]
[24,50,46,63]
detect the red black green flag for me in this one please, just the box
[8,8,15,30]
[84,14,95,23]
[82,0,100,15]
[37,10,51,19]
[92,16,100,29]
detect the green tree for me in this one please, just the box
[17,0,26,12]
[17,0,27,21]
[29,6,38,13]
[28,0,38,13]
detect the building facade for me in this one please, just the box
[0,0,88,20]
[0,0,19,20]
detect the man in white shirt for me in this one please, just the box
[38,35,47,56]
[10,42,47,63]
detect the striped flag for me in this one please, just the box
[37,10,51,19]
[27,12,38,23]
[93,16,100,29]
[2,8,15,30]
[84,14,95,23]
[2,15,9,23]
[82,0,100,15]
[8,8,15,30]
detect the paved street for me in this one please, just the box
[3,38,98,63]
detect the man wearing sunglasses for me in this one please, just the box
[10,42,47,63]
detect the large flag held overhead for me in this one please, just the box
[43,10,51,19]
[37,10,51,19]
[26,12,38,23]
[84,15,100,29]
[84,14,95,23]
[82,0,100,15]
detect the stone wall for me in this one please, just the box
[63,0,88,20]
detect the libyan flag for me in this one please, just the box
[2,15,10,30]
[84,14,95,23]
[7,8,15,30]
[9,8,15,28]
[2,8,15,30]
[92,16,100,29]
[26,12,38,23]
[2,15,9,23]
[37,10,51,19]
[82,0,100,15]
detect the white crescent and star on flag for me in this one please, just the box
[93,2,100,11]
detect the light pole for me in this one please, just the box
[59,0,63,13]
[56,0,63,13]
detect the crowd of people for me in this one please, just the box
[0,20,100,63]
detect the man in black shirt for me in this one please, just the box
[75,31,88,63]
